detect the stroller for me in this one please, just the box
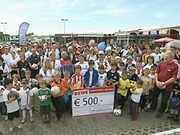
[168,80,180,121]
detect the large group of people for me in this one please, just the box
[0,39,180,132]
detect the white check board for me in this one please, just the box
[72,87,114,116]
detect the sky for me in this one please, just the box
[0,0,180,35]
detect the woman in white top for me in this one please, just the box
[49,48,61,71]
[144,56,155,69]
[76,54,89,76]
[39,58,55,82]
[0,57,11,79]
[1,47,14,73]
[86,47,97,61]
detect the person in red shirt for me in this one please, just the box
[150,50,178,118]
[70,65,84,90]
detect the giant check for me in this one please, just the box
[72,87,114,116]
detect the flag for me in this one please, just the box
[18,22,30,45]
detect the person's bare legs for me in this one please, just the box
[21,109,26,123]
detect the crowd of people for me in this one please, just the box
[0,39,180,132]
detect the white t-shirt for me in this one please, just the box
[0,64,10,74]
[76,62,89,76]
[89,71,93,86]
[18,87,33,106]
[39,68,55,80]
[6,100,19,113]
[55,49,60,60]
[54,59,61,70]
[0,86,5,102]
[98,73,107,87]
[131,88,143,103]
[1,53,13,66]
[150,53,162,64]
[87,55,97,61]
[25,51,32,60]
[0,92,4,103]
[3,89,19,113]
[121,49,128,57]
[144,64,153,69]
[14,53,20,65]
[3,89,9,102]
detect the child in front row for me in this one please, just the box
[140,67,153,112]
[3,79,21,132]
[71,65,84,90]
[98,64,107,87]
[129,79,143,121]
[37,77,52,123]
[19,79,34,123]
[117,71,131,115]
[61,71,71,113]
[0,86,7,120]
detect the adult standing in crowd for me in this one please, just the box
[75,54,89,76]
[28,47,41,78]
[84,60,99,88]
[17,53,29,80]
[151,50,178,117]
[1,46,14,76]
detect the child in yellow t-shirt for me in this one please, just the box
[117,71,131,112]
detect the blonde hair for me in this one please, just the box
[43,59,53,70]
[164,50,174,60]
[88,39,95,46]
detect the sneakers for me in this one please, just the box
[30,118,34,123]
[17,125,22,129]
[4,116,8,121]
[21,118,34,123]
[21,119,26,124]
[9,127,14,132]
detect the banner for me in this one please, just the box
[72,87,114,116]
[18,22,30,45]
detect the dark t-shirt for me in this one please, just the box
[107,70,119,83]
[28,54,40,65]
[17,60,29,79]
[128,74,139,82]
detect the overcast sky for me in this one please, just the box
[0,0,180,35]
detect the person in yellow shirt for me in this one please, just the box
[117,71,131,113]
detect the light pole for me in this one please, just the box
[1,22,7,42]
[60,19,68,45]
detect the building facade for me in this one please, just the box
[115,26,180,46]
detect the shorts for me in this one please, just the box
[40,106,51,115]
[21,105,32,110]
[0,102,7,115]
[8,110,20,120]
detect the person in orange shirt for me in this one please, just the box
[51,71,64,120]
[60,71,71,93]
[61,71,72,113]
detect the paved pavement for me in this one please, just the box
[0,111,179,135]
